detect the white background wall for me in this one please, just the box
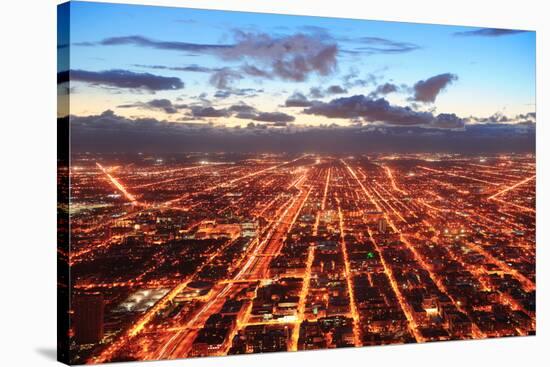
[0,0,547,365]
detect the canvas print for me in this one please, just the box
[57,1,536,365]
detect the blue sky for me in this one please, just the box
[59,1,536,153]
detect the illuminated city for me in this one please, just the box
[64,152,535,363]
[57,2,536,364]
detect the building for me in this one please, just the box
[241,221,258,238]
[196,221,241,239]
[73,293,104,344]
[378,218,388,233]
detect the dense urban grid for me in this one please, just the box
[65,153,535,364]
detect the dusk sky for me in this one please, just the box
[58,1,536,153]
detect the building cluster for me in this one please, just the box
[66,153,535,364]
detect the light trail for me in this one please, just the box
[255,193,284,217]
[129,170,206,189]
[313,168,331,236]
[96,162,138,204]
[418,166,499,186]
[488,175,536,200]
[383,165,407,195]
[336,199,362,347]
[290,246,315,351]
[491,197,535,213]
[464,166,524,182]
[135,164,219,176]
[322,168,331,211]
[370,184,408,224]
[374,181,417,219]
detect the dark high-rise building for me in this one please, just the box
[73,293,104,344]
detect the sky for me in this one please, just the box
[58,1,536,153]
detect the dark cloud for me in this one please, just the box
[70,110,169,132]
[453,28,527,37]
[132,64,220,73]
[138,63,272,91]
[309,87,325,99]
[69,110,534,154]
[117,99,186,114]
[343,67,383,89]
[213,90,232,99]
[228,103,257,114]
[58,69,184,91]
[432,113,465,129]
[214,88,262,99]
[72,41,95,47]
[326,85,347,94]
[484,112,510,123]
[98,35,229,52]
[241,64,272,78]
[307,84,348,99]
[222,31,338,82]
[225,103,295,123]
[186,92,211,105]
[209,68,243,90]
[228,103,258,119]
[252,112,295,123]
[353,37,420,54]
[517,112,536,120]
[285,92,314,107]
[303,94,464,129]
[186,102,292,123]
[412,73,457,103]
[345,76,378,88]
[467,112,536,125]
[96,32,338,82]
[368,83,398,98]
[190,106,230,118]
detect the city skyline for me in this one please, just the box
[58,1,535,153]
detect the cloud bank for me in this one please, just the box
[58,69,184,91]
[303,95,465,129]
[118,99,186,114]
[65,110,534,154]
